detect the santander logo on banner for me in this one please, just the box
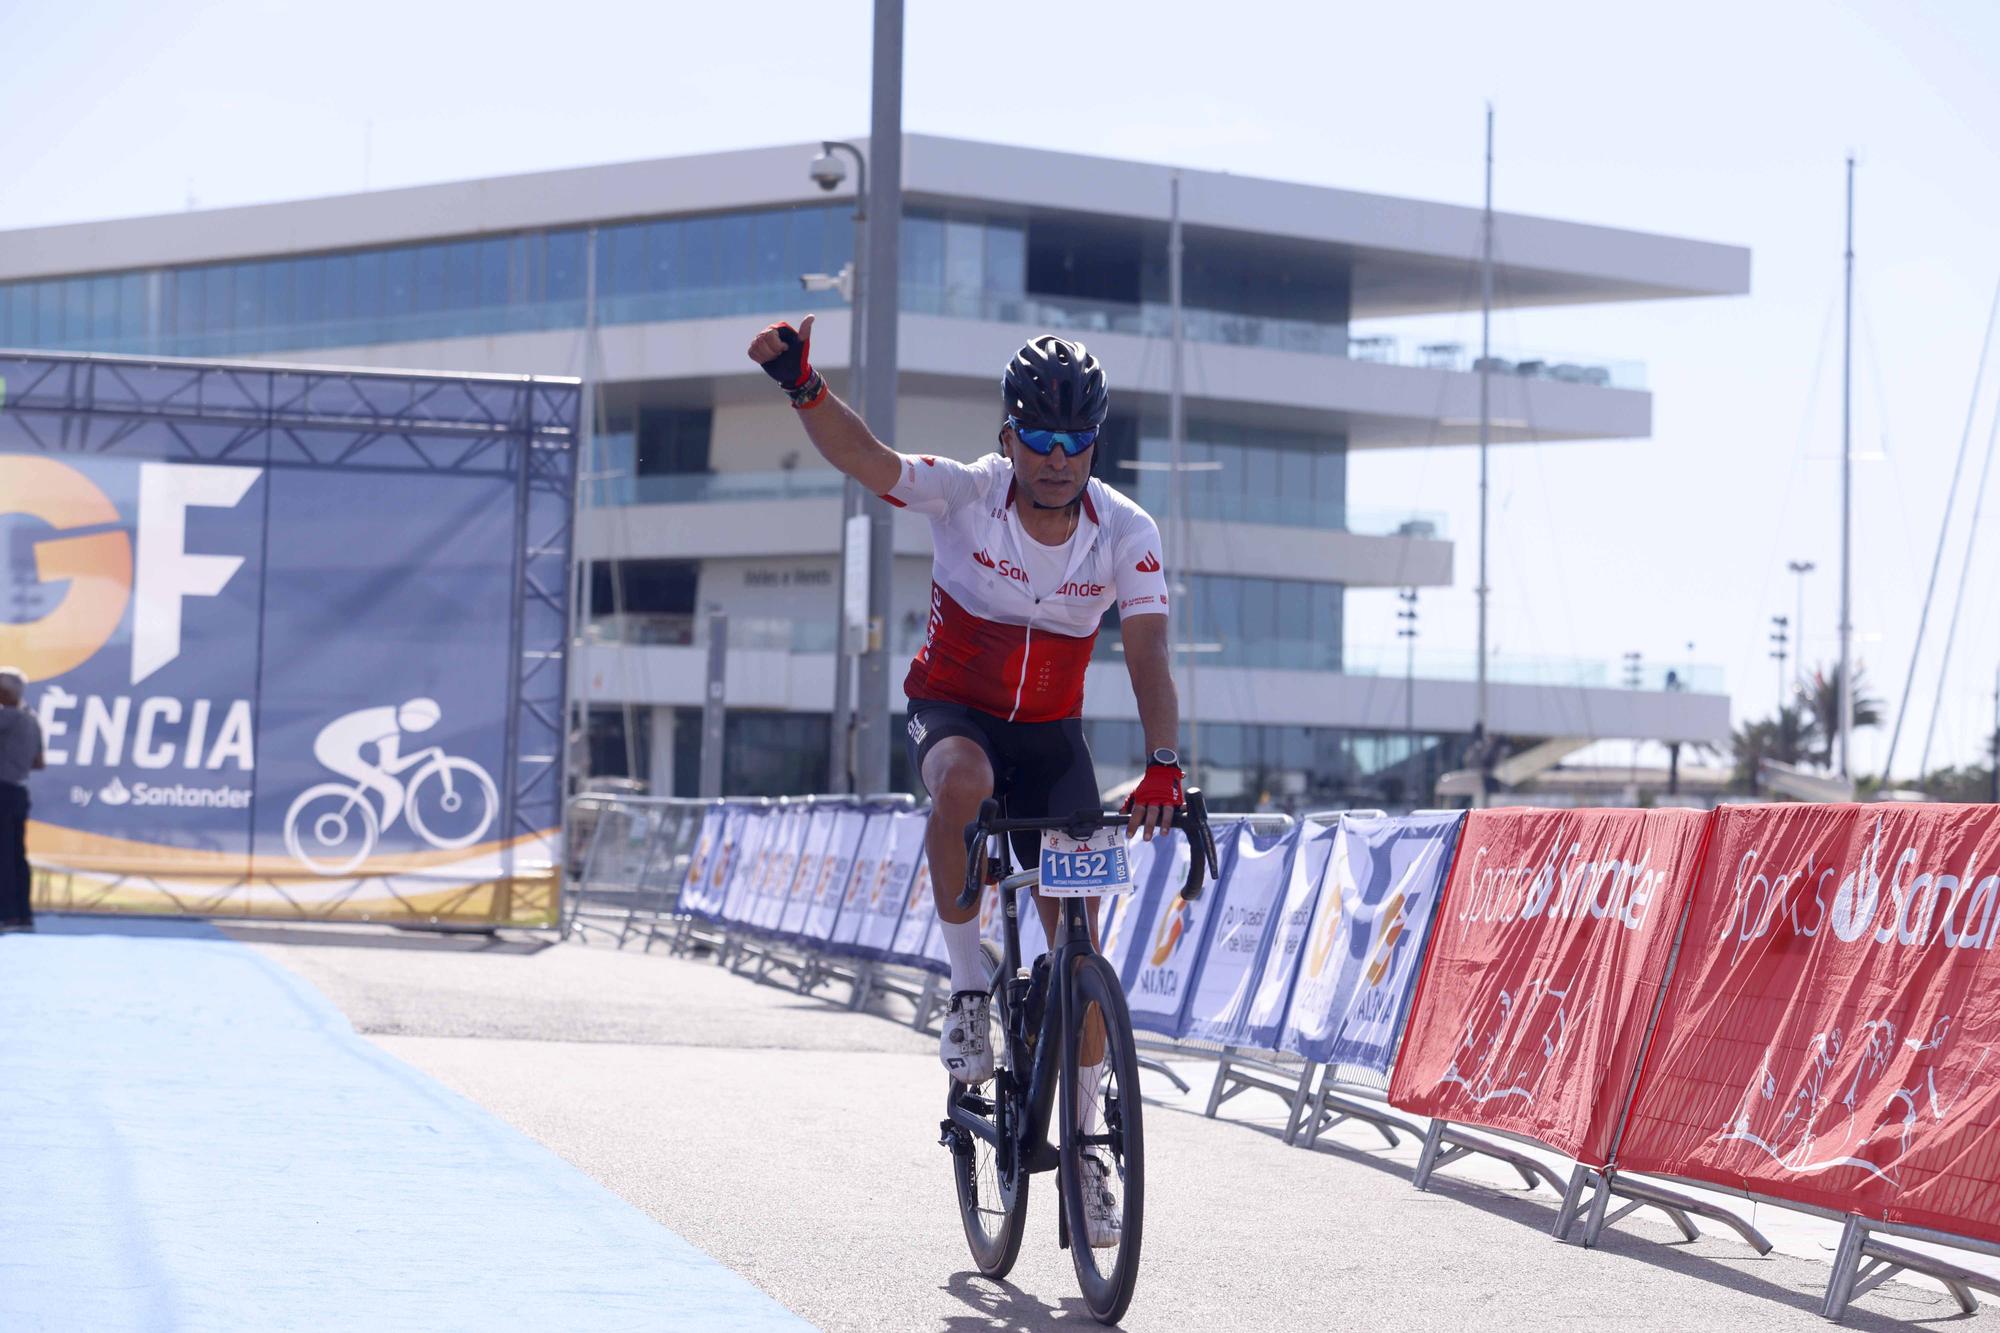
[1721,812,2000,964]
[1455,838,1669,933]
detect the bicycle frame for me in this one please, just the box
[943,795,1217,1184]
[945,866,1097,1181]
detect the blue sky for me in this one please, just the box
[6,0,1998,776]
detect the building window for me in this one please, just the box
[589,560,699,644]
[1085,719,1469,813]
[1096,573,1343,673]
[1122,415,1347,531]
[635,408,712,477]
[671,710,831,798]
[0,201,1346,361]
[587,705,652,788]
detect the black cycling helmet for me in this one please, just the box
[1002,335,1109,431]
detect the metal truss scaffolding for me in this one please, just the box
[1,350,578,927]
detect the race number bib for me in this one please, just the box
[1039,827,1134,897]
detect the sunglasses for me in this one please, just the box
[1007,416,1099,457]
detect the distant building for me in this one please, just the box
[0,137,1750,806]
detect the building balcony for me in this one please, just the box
[572,470,1453,588]
[579,639,1729,747]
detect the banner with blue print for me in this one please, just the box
[1279,811,1463,1071]
[1240,820,1342,1049]
[4,357,577,925]
[1178,822,1298,1044]
[802,808,871,942]
[1124,823,1232,1038]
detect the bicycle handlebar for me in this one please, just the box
[957,788,1220,911]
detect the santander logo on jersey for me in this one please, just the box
[970,548,1103,597]
[971,551,1032,588]
[1135,552,1161,574]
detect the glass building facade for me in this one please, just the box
[576,705,1462,810]
[0,204,1351,363]
[3,189,1533,812]
[1083,718,1470,813]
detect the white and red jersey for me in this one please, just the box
[882,452,1169,723]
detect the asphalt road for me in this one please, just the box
[241,924,1981,1331]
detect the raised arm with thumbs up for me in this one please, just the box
[747,314,900,495]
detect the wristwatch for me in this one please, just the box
[1149,747,1180,768]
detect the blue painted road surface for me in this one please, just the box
[0,917,809,1331]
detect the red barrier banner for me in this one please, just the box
[1617,804,2000,1243]
[1388,807,1709,1166]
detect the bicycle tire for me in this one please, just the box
[283,783,380,876]
[1059,952,1145,1325]
[949,942,1029,1278]
[405,756,499,850]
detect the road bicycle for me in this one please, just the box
[938,791,1218,1325]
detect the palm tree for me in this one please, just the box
[1730,703,1815,793]
[1804,662,1884,768]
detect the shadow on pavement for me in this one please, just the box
[938,1270,1107,1330]
[1174,1101,1969,1332]
[218,923,554,956]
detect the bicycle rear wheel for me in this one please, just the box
[948,942,1029,1278]
[1059,952,1145,1325]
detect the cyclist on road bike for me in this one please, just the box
[308,697,442,831]
[748,319,1186,1242]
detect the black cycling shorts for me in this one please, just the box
[904,698,1101,865]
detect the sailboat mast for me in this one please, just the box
[1838,155,1855,781]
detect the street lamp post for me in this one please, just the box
[1623,650,1643,798]
[1397,589,1419,770]
[1786,559,1815,696]
[1770,615,1790,705]
[805,140,868,793]
[1991,664,1999,804]
[853,0,904,797]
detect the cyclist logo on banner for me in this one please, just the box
[1438,977,1591,1108]
[284,699,499,874]
[1719,1013,1995,1187]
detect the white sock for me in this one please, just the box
[1079,1060,1105,1138]
[941,912,988,993]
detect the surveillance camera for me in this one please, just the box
[808,150,847,192]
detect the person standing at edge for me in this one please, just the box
[0,667,45,932]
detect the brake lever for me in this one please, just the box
[957,798,1000,911]
[1176,787,1217,901]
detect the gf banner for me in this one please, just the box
[1389,807,1707,1167]
[3,357,576,925]
[1618,804,2000,1244]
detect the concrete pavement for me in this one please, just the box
[246,924,1980,1331]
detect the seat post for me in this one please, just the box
[1061,897,1091,949]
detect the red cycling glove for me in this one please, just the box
[1123,761,1185,812]
[757,322,826,408]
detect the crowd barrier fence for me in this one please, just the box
[559,791,2000,1322]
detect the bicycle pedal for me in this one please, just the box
[937,1120,968,1153]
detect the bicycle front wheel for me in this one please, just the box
[1060,952,1145,1325]
[949,942,1029,1278]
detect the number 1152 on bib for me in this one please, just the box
[1039,828,1134,897]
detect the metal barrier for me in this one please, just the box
[555,791,2000,1323]
[561,795,713,946]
